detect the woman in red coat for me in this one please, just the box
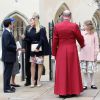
[52,10,85,98]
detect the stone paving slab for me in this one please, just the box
[0,97,8,100]
[0,83,100,100]
[94,98,100,100]
[0,82,54,100]
[35,98,63,100]
[80,89,100,97]
[0,63,100,100]
[65,97,93,100]
[94,89,100,100]
[32,83,100,100]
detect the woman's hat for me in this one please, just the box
[32,12,40,19]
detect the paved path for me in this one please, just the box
[0,62,100,100]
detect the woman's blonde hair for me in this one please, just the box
[32,12,40,33]
[84,20,94,31]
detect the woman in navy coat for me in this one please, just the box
[24,13,51,87]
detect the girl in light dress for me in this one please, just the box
[80,20,99,90]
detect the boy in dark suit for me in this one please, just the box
[2,18,17,93]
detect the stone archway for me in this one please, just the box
[3,11,29,41]
[54,3,70,23]
[6,11,29,25]
[12,15,27,41]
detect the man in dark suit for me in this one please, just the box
[22,25,37,86]
[2,18,17,93]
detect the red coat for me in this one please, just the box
[52,20,84,95]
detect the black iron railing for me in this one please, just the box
[49,20,54,80]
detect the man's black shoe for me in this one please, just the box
[59,95,66,98]
[24,82,31,86]
[4,89,15,93]
[59,95,71,98]
[11,87,16,92]
[71,94,77,97]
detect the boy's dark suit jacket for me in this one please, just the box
[2,29,16,63]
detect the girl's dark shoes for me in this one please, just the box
[83,86,88,90]
[91,85,97,89]
[83,85,97,90]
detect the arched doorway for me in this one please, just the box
[6,11,29,41]
[0,11,29,41]
[54,3,70,23]
[13,15,26,41]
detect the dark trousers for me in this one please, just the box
[3,62,14,91]
[25,55,31,83]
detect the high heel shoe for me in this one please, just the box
[30,81,36,88]
[37,81,42,87]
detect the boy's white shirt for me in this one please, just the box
[5,28,11,32]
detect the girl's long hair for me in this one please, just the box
[32,12,41,33]
[84,20,95,32]
[35,18,40,33]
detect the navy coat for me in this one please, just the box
[23,25,51,57]
[2,29,16,63]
